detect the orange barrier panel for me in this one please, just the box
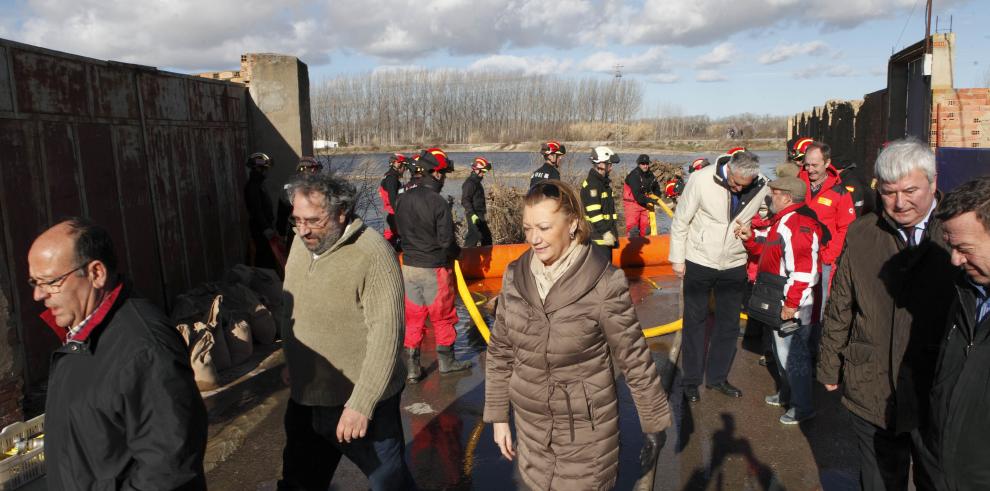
[458,235,672,280]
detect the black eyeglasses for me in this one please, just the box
[28,263,89,294]
[297,164,324,173]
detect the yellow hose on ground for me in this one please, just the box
[453,260,491,343]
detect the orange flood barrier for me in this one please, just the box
[457,235,672,280]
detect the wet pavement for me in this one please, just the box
[206,272,859,490]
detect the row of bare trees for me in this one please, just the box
[311,70,787,146]
[312,70,642,146]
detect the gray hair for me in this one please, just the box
[874,138,936,184]
[285,172,358,219]
[728,150,761,178]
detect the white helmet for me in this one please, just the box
[590,146,620,164]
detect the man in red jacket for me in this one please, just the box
[798,142,854,303]
[742,176,827,425]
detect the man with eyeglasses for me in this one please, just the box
[582,146,620,248]
[279,172,415,490]
[276,156,325,252]
[669,147,769,403]
[27,217,207,489]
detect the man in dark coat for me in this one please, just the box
[529,140,566,188]
[461,157,493,247]
[622,154,663,237]
[818,139,955,491]
[28,218,207,490]
[928,176,990,490]
[379,153,407,249]
[395,148,471,382]
[244,152,279,269]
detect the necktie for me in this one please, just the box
[903,227,918,247]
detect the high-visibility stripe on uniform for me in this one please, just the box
[582,180,589,188]
[601,192,609,198]
[586,214,605,223]
[586,204,602,211]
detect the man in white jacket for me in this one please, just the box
[669,149,769,403]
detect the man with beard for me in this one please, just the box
[395,148,472,383]
[278,173,415,490]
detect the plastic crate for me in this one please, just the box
[0,415,45,490]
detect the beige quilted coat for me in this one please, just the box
[484,245,671,490]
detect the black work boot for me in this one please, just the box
[437,345,472,374]
[405,348,422,383]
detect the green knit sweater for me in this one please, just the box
[282,218,406,418]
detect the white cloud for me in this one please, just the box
[696,70,727,82]
[1,0,969,72]
[793,63,856,79]
[758,41,829,64]
[694,42,737,69]
[468,55,571,76]
[579,47,672,75]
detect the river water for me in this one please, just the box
[322,150,787,233]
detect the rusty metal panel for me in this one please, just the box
[111,125,165,306]
[0,47,13,112]
[171,128,208,287]
[12,50,88,115]
[139,74,190,121]
[215,128,248,269]
[89,64,139,120]
[76,123,129,272]
[190,128,225,279]
[0,120,57,382]
[42,122,84,220]
[146,125,190,301]
[189,82,225,122]
[224,85,247,123]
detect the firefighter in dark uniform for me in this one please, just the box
[581,146,620,249]
[244,152,278,269]
[379,153,407,249]
[529,140,566,188]
[461,157,493,247]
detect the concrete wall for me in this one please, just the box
[0,38,253,414]
[244,54,313,201]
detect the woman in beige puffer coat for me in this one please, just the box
[483,180,672,490]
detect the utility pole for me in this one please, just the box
[614,64,623,79]
[925,0,933,54]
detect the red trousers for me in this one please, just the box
[402,265,459,349]
[624,201,651,237]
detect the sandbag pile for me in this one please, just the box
[172,266,284,392]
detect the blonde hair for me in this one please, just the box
[524,180,591,244]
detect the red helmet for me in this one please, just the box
[541,140,567,156]
[790,137,814,161]
[389,153,407,165]
[726,146,747,156]
[472,157,492,172]
[419,148,454,173]
[690,158,710,173]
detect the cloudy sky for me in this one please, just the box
[2,0,988,117]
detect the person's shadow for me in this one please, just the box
[683,413,776,491]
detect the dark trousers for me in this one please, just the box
[278,392,416,491]
[681,261,747,387]
[849,411,939,491]
[463,218,492,247]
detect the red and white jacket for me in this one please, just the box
[745,203,826,325]
[798,165,855,266]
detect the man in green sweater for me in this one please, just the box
[278,173,414,490]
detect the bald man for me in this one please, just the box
[28,218,207,490]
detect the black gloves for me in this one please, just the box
[639,431,667,476]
